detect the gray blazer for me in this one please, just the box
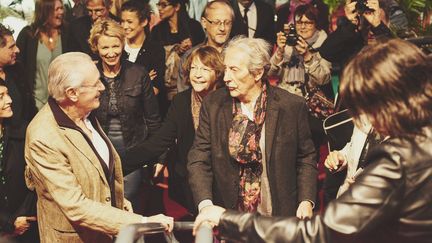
[187,85,317,216]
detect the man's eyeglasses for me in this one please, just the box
[295,20,315,27]
[204,17,232,27]
[156,2,172,8]
[87,8,106,16]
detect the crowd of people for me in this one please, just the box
[0,0,430,243]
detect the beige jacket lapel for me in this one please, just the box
[62,128,109,186]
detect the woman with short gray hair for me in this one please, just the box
[187,36,317,221]
[223,36,272,80]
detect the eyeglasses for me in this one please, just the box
[295,20,315,27]
[156,2,172,8]
[204,17,232,27]
[190,65,213,74]
[87,7,106,16]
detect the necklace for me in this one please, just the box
[48,37,53,43]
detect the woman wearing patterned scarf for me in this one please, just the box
[188,36,317,219]
[193,38,432,243]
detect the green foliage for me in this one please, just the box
[323,0,345,14]
[322,0,431,35]
[398,0,431,35]
[0,6,22,20]
[0,0,25,20]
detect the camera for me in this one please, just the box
[284,24,299,46]
[355,0,374,14]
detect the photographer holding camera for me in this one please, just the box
[270,3,332,150]
[270,4,331,98]
[320,0,392,70]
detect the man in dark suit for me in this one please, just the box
[187,37,317,218]
[229,0,276,44]
[68,0,118,58]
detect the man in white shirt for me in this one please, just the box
[25,52,172,243]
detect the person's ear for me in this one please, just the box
[65,87,79,102]
[141,18,148,28]
[174,3,180,12]
[253,68,264,82]
[201,17,207,31]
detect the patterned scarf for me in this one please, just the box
[191,90,203,131]
[228,84,267,212]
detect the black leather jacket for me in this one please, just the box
[96,60,161,149]
[219,126,432,243]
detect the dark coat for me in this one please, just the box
[95,60,161,149]
[151,17,205,46]
[127,37,168,117]
[0,125,38,242]
[0,66,38,242]
[187,86,317,216]
[67,15,93,56]
[122,89,196,213]
[218,126,432,243]
[15,25,69,116]
[131,37,165,92]
[230,0,276,44]
[319,19,392,66]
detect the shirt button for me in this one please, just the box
[105,197,111,202]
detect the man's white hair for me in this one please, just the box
[48,52,95,103]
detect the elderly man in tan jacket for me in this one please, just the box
[24,52,173,243]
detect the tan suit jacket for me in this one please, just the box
[25,101,143,243]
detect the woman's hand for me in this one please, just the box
[344,0,359,25]
[13,216,36,235]
[148,214,174,232]
[149,69,157,81]
[274,31,286,61]
[193,205,226,235]
[324,151,347,172]
[276,31,287,50]
[364,0,381,27]
[295,38,312,62]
